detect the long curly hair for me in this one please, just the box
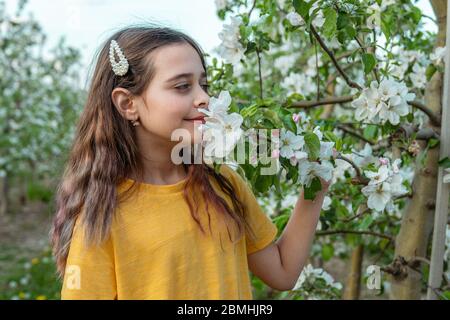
[50,24,256,278]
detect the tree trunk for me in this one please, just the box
[389,0,446,300]
[343,244,364,300]
[0,175,9,216]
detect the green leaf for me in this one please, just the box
[323,8,337,39]
[426,64,437,80]
[285,93,305,107]
[410,6,422,24]
[244,41,257,55]
[293,0,312,19]
[358,215,374,230]
[428,138,440,148]
[321,244,334,261]
[281,114,298,133]
[438,157,450,168]
[345,25,357,39]
[362,53,376,75]
[323,131,341,151]
[324,131,338,143]
[303,177,322,200]
[407,113,414,123]
[240,104,259,118]
[255,174,272,193]
[304,132,321,161]
[363,125,378,140]
[381,16,392,41]
[273,214,290,231]
[262,108,283,127]
[337,13,350,30]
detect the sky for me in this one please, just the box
[4,0,438,86]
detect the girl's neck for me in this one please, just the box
[138,161,188,185]
[133,133,189,185]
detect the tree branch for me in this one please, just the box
[287,95,441,127]
[309,24,363,91]
[336,124,375,145]
[335,153,370,185]
[287,95,355,108]
[339,206,371,223]
[409,100,442,126]
[316,229,394,241]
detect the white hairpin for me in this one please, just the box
[109,40,129,76]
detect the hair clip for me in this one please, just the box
[109,40,129,76]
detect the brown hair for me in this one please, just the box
[50,24,257,278]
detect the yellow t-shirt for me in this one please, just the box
[61,164,278,300]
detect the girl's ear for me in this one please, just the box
[111,87,138,121]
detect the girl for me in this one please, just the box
[51,25,330,300]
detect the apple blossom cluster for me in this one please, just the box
[293,264,343,299]
[361,157,409,212]
[280,126,335,187]
[199,91,244,159]
[351,78,415,125]
[215,16,245,68]
[430,46,447,66]
[199,91,336,188]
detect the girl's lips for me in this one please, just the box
[185,117,206,124]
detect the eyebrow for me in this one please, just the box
[165,71,207,83]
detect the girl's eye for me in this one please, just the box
[175,84,210,91]
[175,84,190,90]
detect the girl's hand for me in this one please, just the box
[318,177,331,193]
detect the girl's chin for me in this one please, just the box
[172,129,203,146]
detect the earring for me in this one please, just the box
[131,118,140,127]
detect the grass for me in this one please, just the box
[0,201,61,300]
[0,245,62,300]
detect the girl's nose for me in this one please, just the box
[195,88,209,109]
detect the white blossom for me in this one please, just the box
[361,158,409,212]
[216,16,245,67]
[298,159,334,187]
[286,12,304,27]
[322,196,332,210]
[200,91,244,159]
[293,264,343,293]
[280,129,305,158]
[281,72,317,96]
[409,63,427,89]
[351,79,414,125]
[430,46,447,65]
[365,165,390,185]
[274,53,299,75]
[214,0,229,11]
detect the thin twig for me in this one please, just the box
[335,153,370,184]
[256,48,263,99]
[314,39,320,100]
[309,24,363,91]
[248,0,257,18]
[354,35,380,83]
[336,124,375,145]
[339,207,372,223]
